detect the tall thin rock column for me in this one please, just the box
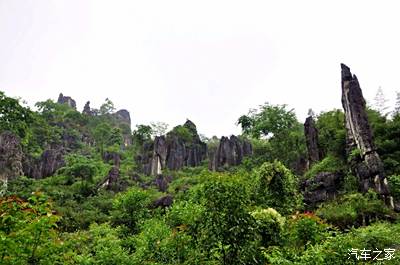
[340,63,392,206]
[304,116,321,167]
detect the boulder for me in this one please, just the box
[153,195,173,209]
[301,172,343,207]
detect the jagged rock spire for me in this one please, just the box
[340,64,392,205]
[304,116,321,167]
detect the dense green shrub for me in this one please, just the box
[110,187,158,234]
[304,155,345,179]
[250,207,285,247]
[316,191,394,229]
[254,161,303,214]
[388,175,400,200]
[0,193,62,265]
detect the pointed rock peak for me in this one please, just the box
[341,63,353,81]
[183,119,197,133]
[83,101,91,115]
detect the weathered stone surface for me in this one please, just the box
[0,131,23,184]
[304,116,322,167]
[209,135,253,171]
[301,172,343,207]
[99,152,121,190]
[340,64,390,200]
[23,148,65,179]
[140,120,207,175]
[113,109,131,125]
[57,93,76,110]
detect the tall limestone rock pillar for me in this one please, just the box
[304,116,321,167]
[340,64,392,205]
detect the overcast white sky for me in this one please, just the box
[1,1,400,137]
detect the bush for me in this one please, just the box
[388,175,400,200]
[304,155,345,179]
[316,191,394,229]
[251,207,285,247]
[110,187,158,234]
[254,161,303,214]
[64,223,131,265]
[0,193,62,265]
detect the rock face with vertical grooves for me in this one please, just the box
[304,116,322,167]
[57,93,77,110]
[22,147,65,179]
[340,64,391,202]
[209,135,253,171]
[140,120,207,175]
[0,131,23,185]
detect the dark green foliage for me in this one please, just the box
[0,193,61,265]
[388,175,400,200]
[254,161,303,214]
[304,155,345,179]
[316,191,394,229]
[2,90,400,264]
[315,109,346,159]
[110,187,158,234]
[0,91,33,140]
[193,177,261,264]
[238,102,306,171]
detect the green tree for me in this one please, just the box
[132,124,153,146]
[0,91,33,140]
[238,103,306,169]
[315,110,346,159]
[0,192,61,265]
[99,98,115,115]
[193,178,260,264]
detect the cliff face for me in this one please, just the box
[0,131,23,185]
[340,64,391,203]
[208,135,252,171]
[140,120,207,175]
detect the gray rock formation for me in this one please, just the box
[304,116,322,167]
[57,93,77,110]
[23,147,65,179]
[140,120,207,175]
[301,172,343,207]
[113,109,131,125]
[152,195,173,209]
[0,131,23,186]
[340,64,391,202]
[99,151,121,190]
[82,101,93,115]
[113,109,132,146]
[209,135,253,171]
